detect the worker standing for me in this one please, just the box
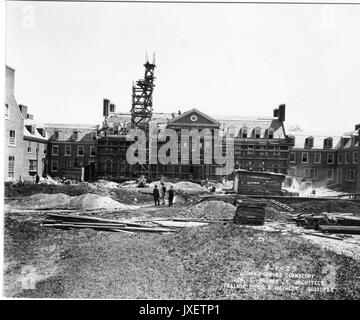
[161,183,167,205]
[168,186,175,207]
[153,185,160,206]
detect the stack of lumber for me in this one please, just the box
[268,199,295,213]
[234,201,266,225]
[295,212,360,235]
[41,213,177,234]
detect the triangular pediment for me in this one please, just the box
[167,108,220,128]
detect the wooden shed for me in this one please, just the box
[233,169,286,196]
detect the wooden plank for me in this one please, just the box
[319,225,360,234]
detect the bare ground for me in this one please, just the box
[4,201,360,299]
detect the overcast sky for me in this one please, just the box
[5,1,360,134]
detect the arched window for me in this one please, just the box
[240,126,248,138]
[227,126,235,138]
[253,127,261,139]
[266,128,274,139]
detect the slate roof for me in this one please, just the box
[290,132,341,150]
[24,119,48,142]
[45,123,98,142]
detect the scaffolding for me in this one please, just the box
[130,54,156,130]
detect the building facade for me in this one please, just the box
[4,66,48,181]
[289,125,360,192]
[45,124,98,180]
[96,103,293,181]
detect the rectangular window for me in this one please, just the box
[338,153,342,164]
[52,145,59,156]
[346,169,355,182]
[354,152,359,164]
[65,145,71,156]
[9,130,15,146]
[345,152,350,164]
[290,152,296,163]
[327,169,334,180]
[29,160,37,172]
[27,141,32,153]
[51,160,58,172]
[305,168,317,179]
[327,153,334,164]
[36,143,40,153]
[78,146,84,156]
[301,152,308,163]
[314,153,321,164]
[90,146,96,157]
[8,156,15,178]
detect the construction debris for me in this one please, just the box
[42,213,177,233]
[234,201,266,225]
[180,200,236,220]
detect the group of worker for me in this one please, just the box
[153,182,175,207]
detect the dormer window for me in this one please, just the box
[305,137,314,148]
[266,128,274,139]
[323,137,333,149]
[54,130,59,139]
[5,104,9,119]
[240,127,248,138]
[253,127,261,139]
[227,126,235,138]
[73,130,79,140]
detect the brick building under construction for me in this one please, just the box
[96,58,294,181]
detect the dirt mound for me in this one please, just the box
[181,200,236,220]
[17,193,135,211]
[19,193,71,208]
[68,194,131,210]
[290,200,360,215]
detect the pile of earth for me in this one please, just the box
[16,193,135,211]
[180,200,236,220]
[148,181,209,195]
[289,200,360,215]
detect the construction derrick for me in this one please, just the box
[130,55,156,129]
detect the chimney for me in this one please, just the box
[355,124,360,131]
[273,108,279,118]
[19,104,28,119]
[278,104,286,122]
[103,99,110,117]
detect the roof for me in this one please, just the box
[24,119,48,142]
[219,117,285,138]
[45,123,98,142]
[291,132,341,149]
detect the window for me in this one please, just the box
[51,160,58,172]
[65,145,71,156]
[345,152,350,164]
[52,145,59,156]
[254,127,261,139]
[323,137,333,149]
[5,104,9,119]
[354,152,359,164]
[338,153,342,164]
[327,153,334,164]
[314,153,321,164]
[73,130,79,140]
[327,169,334,180]
[54,130,59,139]
[267,128,274,139]
[240,127,248,138]
[8,156,15,178]
[29,160,37,172]
[290,152,296,163]
[304,168,318,179]
[27,141,32,153]
[305,137,314,148]
[90,146,96,157]
[227,126,235,138]
[346,169,355,182]
[36,143,39,153]
[301,152,308,163]
[9,130,15,146]
[78,146,84,156]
